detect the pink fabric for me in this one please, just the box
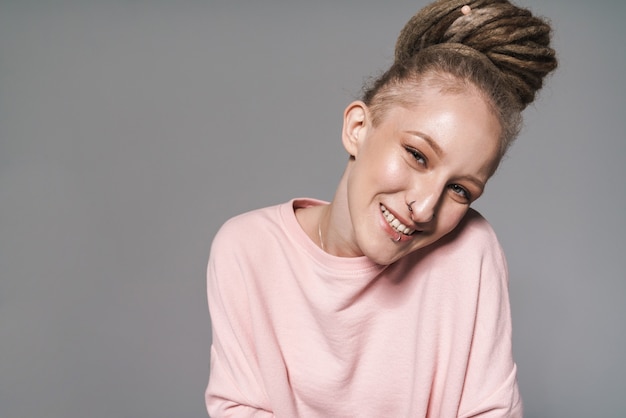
[206,199,522,417]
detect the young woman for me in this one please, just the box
[205,1,557,416]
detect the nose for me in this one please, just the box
[407,188,439,224]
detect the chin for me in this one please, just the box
[363,248,407,266]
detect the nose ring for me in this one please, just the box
[408,200,435,222]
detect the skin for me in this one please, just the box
[296,82,502,266]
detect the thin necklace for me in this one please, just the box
[317,222,325,251]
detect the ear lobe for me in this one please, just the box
[341,101,368,158]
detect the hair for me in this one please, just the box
[362,0,557,162]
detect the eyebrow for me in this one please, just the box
[405,130,444,158]
[458,175,486,191]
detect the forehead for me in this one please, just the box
[381,87,502,176]
[373,72,502,129]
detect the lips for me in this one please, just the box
[380,204,415,235]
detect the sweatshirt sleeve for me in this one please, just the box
[205,228,274,418]
[457,222,523,418]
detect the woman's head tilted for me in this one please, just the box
[361,0,557,165]
[332,0,557,264]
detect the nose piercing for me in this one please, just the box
[408,200,435,222]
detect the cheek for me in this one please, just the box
[436,203,469,234]
[374,150,409,188]
[350,140,410,197]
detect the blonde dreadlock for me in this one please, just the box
[362,0,557,160]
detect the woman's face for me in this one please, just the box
[342,85,501,265]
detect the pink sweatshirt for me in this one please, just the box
[206,199,522,417]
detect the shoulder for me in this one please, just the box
[210,202,284,256]
[449,208,502,254]
[439,209,508,282]
[402,208,506,275]
[207,203,289,296]
[210,198,327,257]
[216,204,281,235]
[435,208,504,259]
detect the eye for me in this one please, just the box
[449,184,471,201]
[405,146,426,166]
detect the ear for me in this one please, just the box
[341,101,369,158]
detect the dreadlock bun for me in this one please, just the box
[394,0,557,108]
[360,0,557,161]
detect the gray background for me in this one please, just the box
[1,0,624,417]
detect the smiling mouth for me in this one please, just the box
[380,204,415,236]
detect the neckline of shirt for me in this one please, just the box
[279,198,387,277]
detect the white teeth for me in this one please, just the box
[380,205,414,235]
